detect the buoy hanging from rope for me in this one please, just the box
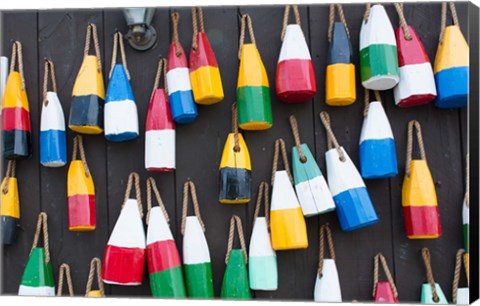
[314,224,341,302]
[420,248,448,304]
[372,253,399,303]
[1,160,20,245]
[85,257,105,297]
[452,249,469,305]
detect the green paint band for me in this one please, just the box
[237,86,272,126]
[183,262,214,298]
[149,265,186,298]
[360,44,399,82]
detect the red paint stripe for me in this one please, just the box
[190,32,218,70]
[146,89,175,131]
[68,194,96,228]
[146,166,175,173]
[167,41,188,71]
[102,244,146,284]
[403,206,442,237]
[147,240,182,273]
[395,26,430,67]
[2,107,31,131]
[375,282,399,303]
[276,59,316,102]
[397,93,436,108]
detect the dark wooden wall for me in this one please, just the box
[0,2,471,302]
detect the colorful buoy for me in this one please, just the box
[314,224,341,302]
[189,7,224,105]
[276,5,316,103]
[237,14,272,131]
[360,4,399,90]
[360,90,397,179]
[270,138,308,251]
[102,173,145,285]
[18,212,55,296]
[320,112,378,231]
[67,135,96,231]
[402,120,441,239]
[290,115,335,216]
[69,23,105,134]
[3,41,31,159]
[434,2,469,108]
[1,161,20,245]
[326,4,356,106]
[420,248,448,304]
[373,253,399,303]
[104,32,139,142]
[85,257,105,297]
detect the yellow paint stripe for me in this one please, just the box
[68,160,95,196]
[219,133,252,170]
[2,72,29,111]
[270,207,308,250]
[0,178,20,218]
[326,63,356,106]
[72,55,106,99]
[402,160,438,207]
[190,66,224,105]
[434,25,469,73]
[237,44,269,88]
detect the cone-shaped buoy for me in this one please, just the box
[360,4,399,90]
[314,225,341,302]
[373,253,399,303]
[420,283,447,304]
[374,282,399,303]
[102,173,146,285]
[1,161,20,245]
[85,257,105,297]
[457,288,469,305]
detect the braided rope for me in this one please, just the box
[83,23,102,72]
[191,7,205,51]
[2,160,16,194]
[9,41,25,90]
[271,138,294,186]
[146,177,170,225]
[328,4,350,42]
[319,111,346,162]
[85,257,104,296]
[57,263,74,297]
[181,180,206,235]
[238,14,256,59]
[42,59,58,106]
[109,31,130,80]
[422,247,439,303]
[406,120,427,177]
[122,172,143,217]
[253,181,270,229]
[281,5,301,41]
[30,212,50,263]
[72,135,91,178]
[225,215,247,265]
[289,115,307,163]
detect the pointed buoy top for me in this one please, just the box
[106,64,134,102]
[146,89,175,131]
[328,22,353,64]
[190,32,218,70]
[167,41,188,70]
[395,26,430,66]
[360,4,396,50]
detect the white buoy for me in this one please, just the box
[314,259,342,302]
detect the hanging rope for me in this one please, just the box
[289,115,307,163]
[317,223,336,277]
[394,3,412,40]
[281,5,301,41]
[440,2,459,42]
[231,102,241,152]
[9,41,25,90]
[57,263,74,297]
[151,57,168,97]
[225,215,248,265]
[109,31,130,80]
[146,177,170,225]
[2,160,16,194]
[319,111,346,162]
[422,247,439,303]
[373,253,398,299]
[83,23,102,72]
[238,14,256,59]
[181,180,206,235]
[253,181,270,229]
[42,59,58,106]
[465,153,469,208]
[171,12,182,57]
[122,172,143,217]
[85,257,104,297]
[31,212,50,263]
[363,3,372,23]
[406,120,427,177]
[191,7,206,51]
[364,89,382,117]
[72,135,91,178]
[271,138,294,186]
[452,249,467,304]
[328,4,350,42]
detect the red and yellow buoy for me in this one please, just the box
[1,160,20,245]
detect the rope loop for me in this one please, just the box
[109,31,131,80]
[42,59,58,106]
[253,181,270,229]
[422,247,439,303]
[122,172,143,217]
[146,177,170,225]
[57,263,74,297]
[151,57,168,97]
[328,4,350,42]
[406,120,427,177]
[373,253,398,299]
[271,138,293,186]
[85,257,104,297]
[319,111,346,162]
[317,223,336,277]
[289,115,307,163]
[225,215,248,265]
[181,180,206,235]
[394,3,412,40]
[281,5,301,41]
[9,41,26,90]
[2,160,16,195]
[238,14,256,59]
[83,23,102,72]
[191,7,205,51]
[72,135,91,178]
[30,212,50,263]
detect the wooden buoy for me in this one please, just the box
[2,41,31,159]
[434,2,469,108]
[104,32,139,142]
[360,4,399,90]
[452,249,469,305]
[290,115,335,216]
[146,177,186,298]
[320,112,378,231]
[276,5,316,103]
[167,12,197,124]
[56,263,74,297]
[360,90,397,179]
[40,60,67,167]
[0,56,7,104]
[221,215,251,299]
[249,182,277,291]
[314,224,341,302]
[189,7,224,105]
[1,161,20,245]
[420,248,448,304]
[237,14,272,130]
[85,257,105,297]
[372,253,399,303]
[102,172,145,285]
[18,212,55,296]
[326,4,355,106]
[69,23,105,134]
[145,58,175,172]
[393,4,436,107]
[219,103,251,204]
[402,121,441,239]
[181,180,214,298]
[67,135,96,231]
[270,138,308,250]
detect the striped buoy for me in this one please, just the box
[0,56,8,110]
[1,161,19,245]
[276,5,316,103]
[360,90,397,179]
[452,249,469,305]
[320,112,378,231]
[434,2,469,109]
[181,180,214,298]
[420,248,448,304]
[270,138,308,251]
[402,121,441,239]
[393,4,436,107]
[40,60,67,167]
[326,4,356,106]
[18,212,55,296]
[373,253,399,303]
[67,135,96,231]
[69,23,105,134]
[56,263,74,297]
[145,58,175,172]
[221,215,251,299]
[104,31,139,142]
[314,224,341,302]
[102,172,145,285]
[290,115,335,216]
[167,12,197,124]
[189,7,224,105]
[219,103,251,204]
[360,4,399,90]
[237,14,272,131]
[85,257,105,297]
[3,41,31,159]
[249,182,277,291]
[146,177,186,298]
